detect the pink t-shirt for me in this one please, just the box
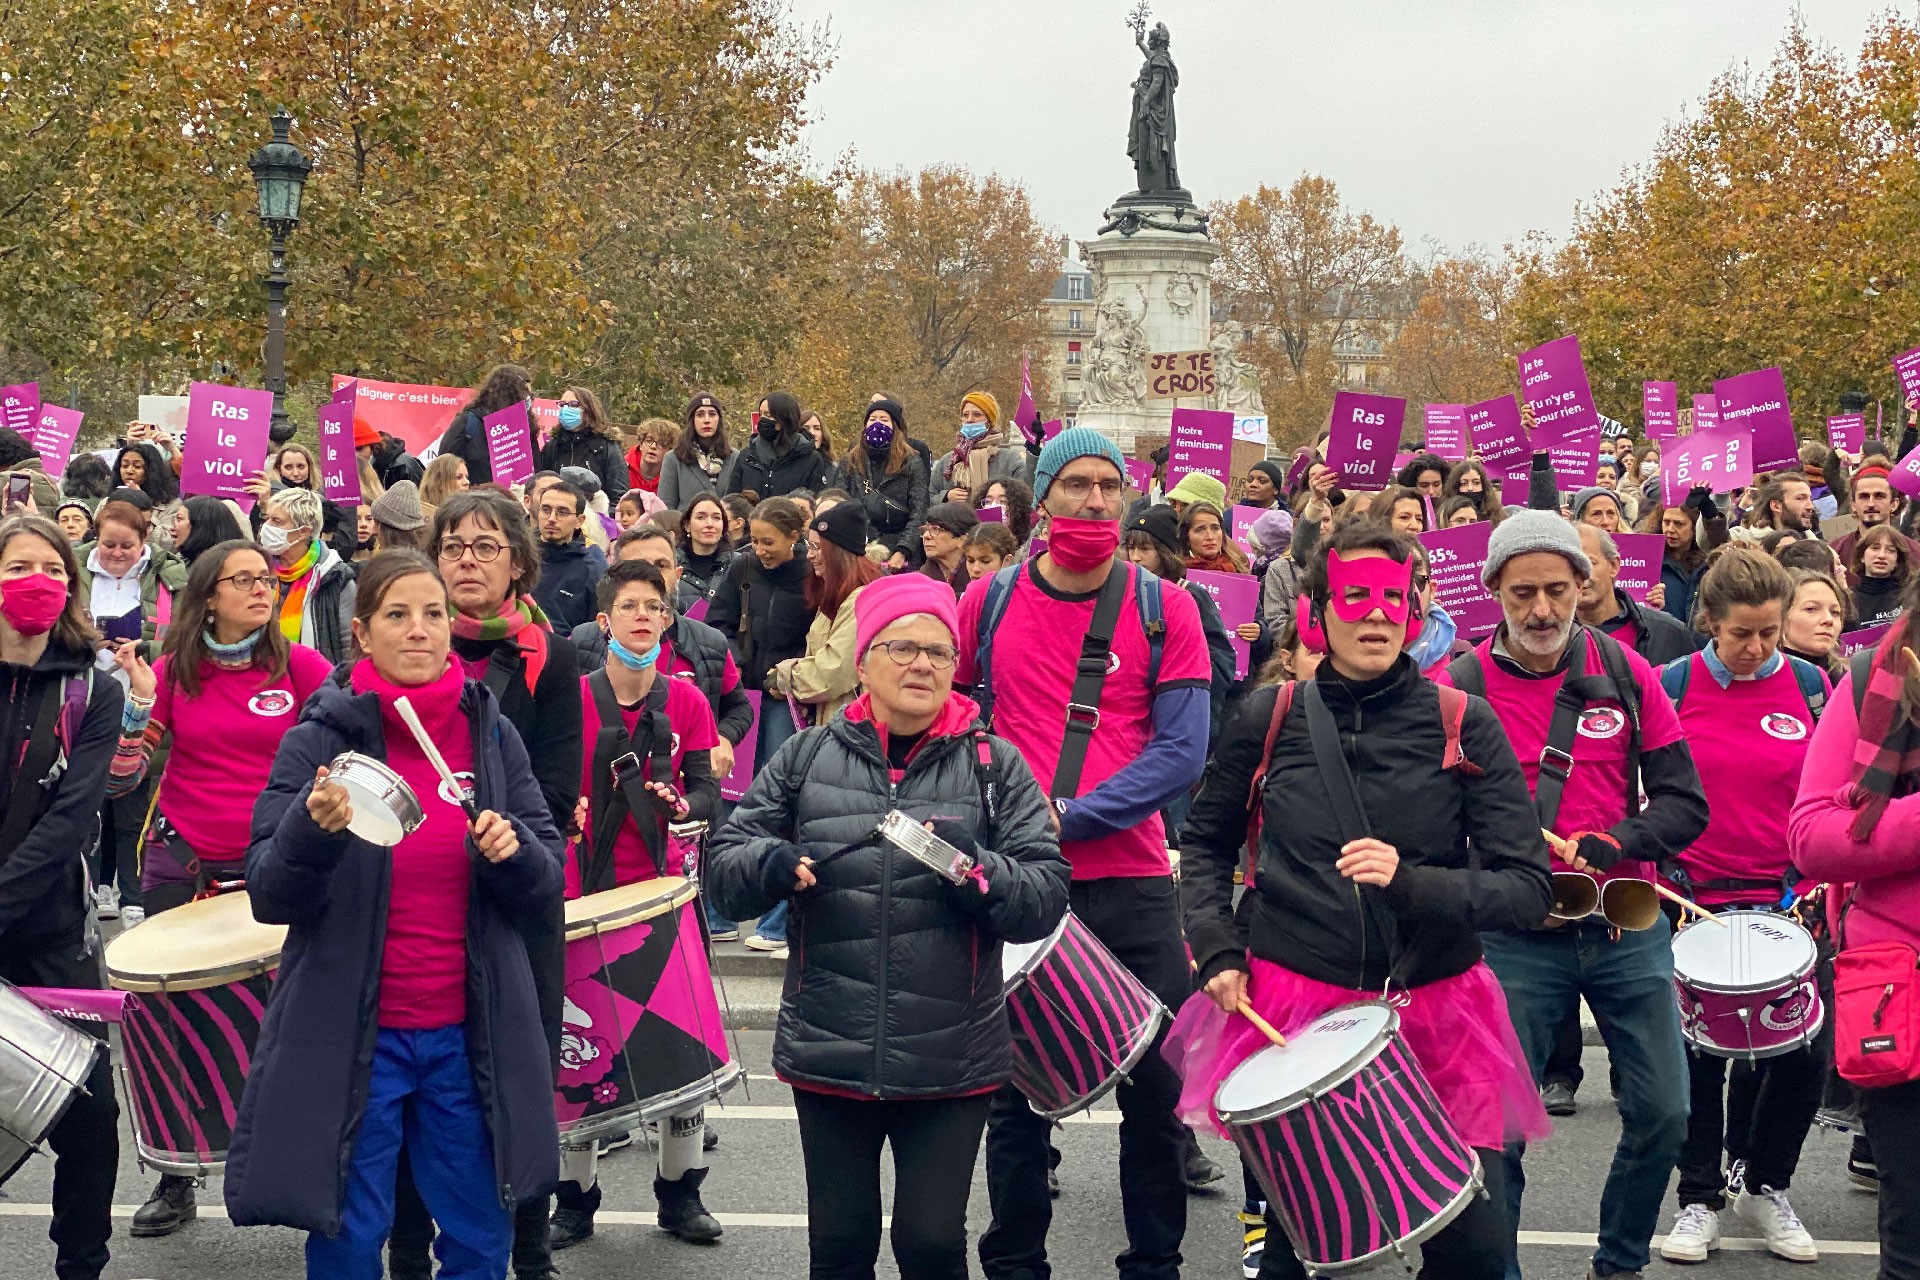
[152,645,334,861]
[1668,652,1823,906]
[660,639,742,696]
[572,673,718,895]
[955,562,1211,880]
[1450,632,1683,884]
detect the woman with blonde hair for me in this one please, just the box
[420,453,470,515]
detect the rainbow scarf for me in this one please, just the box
[451,595,553,695]
[274,539,324,643]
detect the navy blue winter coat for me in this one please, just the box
[225,670,564,1234]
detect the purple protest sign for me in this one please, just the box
[1418,523,1502,638]
[1519,335,1600,438]
[1323,391,1405,489]
[1691,393,1719,434]
[1124,458,1153,493]
[332,376,358,407]
[1423,404,1466,460]
[1662,424,1753,507]
[1828,413,1865,453]
[181,382,274,509]
[0,383,39,438]
[1229,504,1264,553]
[1643,382,1678,438]
[1891,447,1920,501]
[976,504,1005,523]
[483,400,535,488]
[1896,347,1920,406]
[1500,467,1531,507]
[317,402,361,506]
[684,598,710,623]
[1285,449,1314,490]
[1613,533,1664,605]
[720,690,761,802]
[1168,407,1234,487]
[1840,623,1893,660]
[1040,419,1065,443]
[1714,367,1797,473]
[1186,569,1258,679]
[1467,395,1528,471]
[1014,356,1037,445]
[29,404,83,479]
[1531,414,1600,490]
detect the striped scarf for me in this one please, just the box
[274,539,324,643]
[450,594,553,696]
[1848,612,1920,839]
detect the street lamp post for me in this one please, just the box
[248,110,312,445]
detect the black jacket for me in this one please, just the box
[1595,587,1698,665]
[226,674,564,1232]
[722,433,833,501]
[370,436,425,489]
[0,641,121,950]
[679,546,734,603]
[1661,551,1708,631]
[845,452,931,558]
[438,408,535,488]
[1852,574,1906,630]
[1180,660,1553,992]
[706,702,1069,1098]
[569,613,755,746]
[702,553,813,692]
[532,536,607,635]
[535,429,628,501]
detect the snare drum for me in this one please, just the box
[105,891,287,1174]
[666,819,707,880]
[327,751,424,846]
[1672,910,1824,1060]
[0,982,102,1185]
[1216,1001,1482,1275]
[556,876,740,1143]
[1002,912,1167,1119]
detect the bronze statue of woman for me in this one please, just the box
[1128,22,1179,194]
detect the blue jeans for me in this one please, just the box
[1482,921,1689,1278]
[306,1026,511,1280]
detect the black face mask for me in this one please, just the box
[757,418,781,443]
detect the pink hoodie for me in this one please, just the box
[1789,672,1920,949]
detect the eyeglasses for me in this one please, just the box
[535,504,582,520]
[868,640,958,669]
[438,537,506,563]
[610,600,674,620]
[1053,476,1125,501]
[217,572,274,594]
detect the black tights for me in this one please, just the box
[1254,1147,1508,1280]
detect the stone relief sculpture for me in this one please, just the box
[1083,289,1151,408]
[1210,321,1264,414]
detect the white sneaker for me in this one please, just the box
[119,905,146,927]
[1660,1202,1721,1263]
[743,934,786,953]
[92,886,119,920]
[1735,1185,1817,1263]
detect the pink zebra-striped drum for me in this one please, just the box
[104,892,287,1175]
[1216,1001,1482,1275]
[1001,912,1167,1119]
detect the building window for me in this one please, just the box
[1068,276,1088,301]
[1069,309,1082,330]
[1067,341,1082,366]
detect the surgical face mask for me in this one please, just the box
[1639,460,1659,478]
[607,634,661,670]
[558,404,584,431]
[959,421,989,441]
[258,523,296,556]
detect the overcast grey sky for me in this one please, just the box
[786,1,1903,255]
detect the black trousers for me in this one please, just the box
[91,780,148,907]
[1255,1148,1508,1280]
[1861,1077,1920,1278]
[794,1089,990,1280]
[1542,1003,1584,1090]
[1,934,119,1280]
[981,875,1190,1280]
[1675,1044,1824,1208]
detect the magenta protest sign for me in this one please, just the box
[1467,395,1528,471]
[1691,394,1719,434]
[181,382,273,508]
[1891,447,1920,501]
[1423,404,1466,460]
[1186,569,1259,679]
[0,383,38,438]
[1014,356,1037,445]
[1124,458,1153,493]
[1168,407,1234,487]
[1419,522,1501,638]
[317,403,361,506]
[1840,623,1893,660]
[1500,466,1531,508]
[1531,414,1600,490]
[1323,391,1405,489]
[1230,504,1264,553]
[1896,347,1920,406]
[1643,382,1678,438]
[1714,367,1797,473]
[720,690,761,802]
[976,504,1005,523]
[483,400,535,488]
[1612,533,1664,605]
[684,598,710,623]
[1827,413,1865,453]
[1519,335,1600,438]
[1040,419,1065,443]
[1662,424,1752,507]
[29,404,83,479]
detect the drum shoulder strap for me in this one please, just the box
[1050,564,1132,801]
[584,671,673,893]
[0,680,66,866]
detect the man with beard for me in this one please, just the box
[1828,462,1920,586]
[1741,472,1818,538]
[1443,510,1708,1280]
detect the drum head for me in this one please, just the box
[1672,912,1815,993]
[1002,914,1073,985]
[1215,1002,1396,1122]
[564,876,697,942]
[106,892,287,992]
[330,757,415,847]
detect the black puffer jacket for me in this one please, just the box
[702,552,813,692]
[844,452,931,559]
[535,429,627,501]
[722,433,833,501]
[1180,658,1552,993]
[1595,587,1699,665]
[707,696,1069,1098]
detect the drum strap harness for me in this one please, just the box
[584,670,675,894]
[1302,682,1409,995]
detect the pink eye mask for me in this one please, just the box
[1326,550,1414,626]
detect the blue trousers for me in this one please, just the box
[1481,921,1689,1279]
[306,1025,511,1280]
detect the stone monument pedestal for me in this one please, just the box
[1073,195,1217,457]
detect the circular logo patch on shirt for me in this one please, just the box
[1576,706,1626,740]
[1105,651,1122,676]
[1761,712,1808,741]
[671,733,682,757]
[248,689,296,717]
[437,772,476,808]
[672,670,696,681]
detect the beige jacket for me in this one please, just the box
[765,583,869,726]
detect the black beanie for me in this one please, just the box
[1249,460,1286,492]
[867,398,908,433]
[812,501,870,556]
[1124,504,1181,557]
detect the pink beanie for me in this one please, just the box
[854,573,963,665]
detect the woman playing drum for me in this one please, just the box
[106,537,333,1236]
[1176,521,1552,1280]
[1656,546,1828,1265]
[226,550,564,1280]
[707,573,1069,1280]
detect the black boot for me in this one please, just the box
[513,1194,560,1279]
[130,1174,196,1237]
[655,1168,723,1244]
[549,1180,601,1251]
[1182,1126,1223,1192]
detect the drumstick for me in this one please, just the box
[1237,1002,1287,1048]
[392,696,482,823]
[1543,827,1726,928]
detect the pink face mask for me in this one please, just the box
[0,573,69,637]
[1326,549,1415,629]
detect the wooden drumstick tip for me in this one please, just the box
[1654,880,1727,927]
[1237,1001,1287,1048]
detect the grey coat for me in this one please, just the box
[659,449,731,511]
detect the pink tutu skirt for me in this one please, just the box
[1163,957,1550,1152]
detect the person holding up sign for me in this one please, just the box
[1574,525,1691,666]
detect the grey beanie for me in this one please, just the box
[1481,508,1592,589]
[1570,487,1621,521]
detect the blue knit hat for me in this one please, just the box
[1034,427,1125,501]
